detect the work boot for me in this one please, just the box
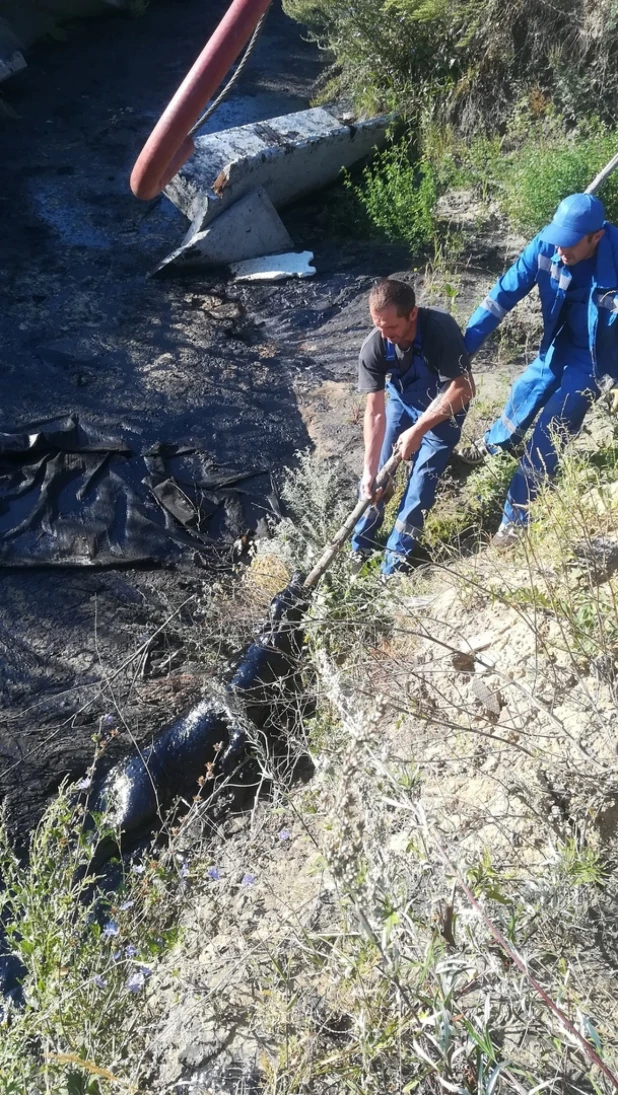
[491,521,523,549]
[457,437,490,466]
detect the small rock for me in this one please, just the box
[179,1025,225,1069]
[573,535,618,583]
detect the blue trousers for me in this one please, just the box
[351,391,465,574]
[483,346,600,525]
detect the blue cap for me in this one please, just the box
[540,193,605,248]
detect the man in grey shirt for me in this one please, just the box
[351,278,474,575]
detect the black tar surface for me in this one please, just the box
[0,0,411,835]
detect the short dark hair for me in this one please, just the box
[369,277,416,316]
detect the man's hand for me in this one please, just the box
[361,469,383,503]
[395,425,424,461]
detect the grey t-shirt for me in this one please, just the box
[358,307,471,393]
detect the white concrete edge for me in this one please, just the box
[0,50,26,83]
[230,250,316,282]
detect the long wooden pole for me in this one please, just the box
[586,151,618,195]
[303,451,402,590]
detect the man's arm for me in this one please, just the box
[465,234,543,356]
[361,390,387,499]
[396,373,475,461]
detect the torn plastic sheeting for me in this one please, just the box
[90,574,309,840]
[0,415,280,567]
[230,250,316,282]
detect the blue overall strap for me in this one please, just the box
[385,320,424,391]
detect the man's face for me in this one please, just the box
[370,304,418,344]
[557,228,604,265]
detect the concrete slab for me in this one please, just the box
[153,187,293,273]
[0,48,26,82]
[164,107,392,230]
[229,250,316,282]
[0,18,26,82]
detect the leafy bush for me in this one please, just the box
[345,141,439,250]
[283,0,618,135]
[0,785,180,1094]
[503,125,618,233]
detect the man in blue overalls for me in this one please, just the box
[350,278,474,575]
[459,193,618,545]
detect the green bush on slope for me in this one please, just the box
[283,0,618,134]
[504,125,618,232]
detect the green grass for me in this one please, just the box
[503,124,618,233]
[0,785,181,1094]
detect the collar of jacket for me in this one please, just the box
[592,222,618,289]
[540,223,618,288]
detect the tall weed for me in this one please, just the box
[345,141,439,251]
[283,0,618,134]
[0,785,180,1093]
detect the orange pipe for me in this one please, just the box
[130,0,273,201]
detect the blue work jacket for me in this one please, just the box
[465,222,618,380]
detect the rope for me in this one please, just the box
[188,3,272,139]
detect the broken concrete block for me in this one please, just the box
[164,107,392,231]
[0,1,125,64]
[154,187,293,273]
[0,19,26,82]
[229,251,316,283]
[0,48,25,82]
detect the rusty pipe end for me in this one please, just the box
[130,135,196,201]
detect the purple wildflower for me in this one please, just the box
[241,873,257,887]
[118,900,134,912]
[77,777,92,791]
[102,919,119,938]
[131,863,146,875]
[125,944,138,958]
[112,950,122,962]
[278,829,291,842]
[93,974,106,989]
[102,713,115,727]
[126,970,146,993]
[181,860,190,879]
[207,866,221,881]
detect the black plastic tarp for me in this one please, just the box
[0,416,279,566]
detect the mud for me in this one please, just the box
[0,0,410,838]
[0,0,522,840]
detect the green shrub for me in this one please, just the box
[0,785,179,1093]
[345,141,439,251]
[427,129,506,201]
[504,125,618,233]
[283,0,618,135]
